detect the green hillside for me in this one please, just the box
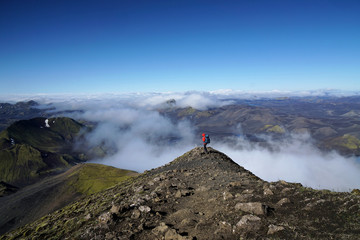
[5,117,83,152]
[0,117,86,185]
[66,163,138,195]
[0,163,138,235]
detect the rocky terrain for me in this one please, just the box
[2,147,360,239]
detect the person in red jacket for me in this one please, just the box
[202,133,210,154]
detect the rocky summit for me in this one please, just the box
[2,147,360,239]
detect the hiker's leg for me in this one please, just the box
[204,144,208,153]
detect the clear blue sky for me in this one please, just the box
[0,0,359,94]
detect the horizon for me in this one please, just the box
[1,0,359,94]
[1,92,360,191]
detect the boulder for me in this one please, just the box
[235,215,262,231]
[235,202,268,215]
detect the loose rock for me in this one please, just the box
[235,202,268,215]
[267,224,285,235]
[235,215,262,232]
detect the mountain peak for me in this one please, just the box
[152,147,251,175]
[2,148,360,239]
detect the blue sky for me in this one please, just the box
[0,0,359,94]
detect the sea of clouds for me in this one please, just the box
[2,90,360,191]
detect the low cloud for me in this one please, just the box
[74,105,196,172]
[217,134,360,192]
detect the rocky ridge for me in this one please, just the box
[2,147,360,239]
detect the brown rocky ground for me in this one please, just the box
[2,147,360,239]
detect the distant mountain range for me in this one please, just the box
[161,96,360,156]
[0,101,49,131]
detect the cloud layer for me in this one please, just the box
[2,91,360,191]
[218,134,360,192]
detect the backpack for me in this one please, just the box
[205,134,210,144]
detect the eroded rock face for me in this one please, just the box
[2,147,360,240]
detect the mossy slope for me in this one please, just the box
[0,163,137,235]
[66,163,138,195]
[0,117,86,185]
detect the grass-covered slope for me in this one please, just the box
[5,117,83,152]
[0,117,86,185]
[66,163,138,195]
[0,163,137,235]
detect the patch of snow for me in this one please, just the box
[10,138,15,145]
[45,119,50,128]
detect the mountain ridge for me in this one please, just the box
[2,147,359,239]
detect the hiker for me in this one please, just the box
[202,133,210,154]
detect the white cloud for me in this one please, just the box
[217,134,360,192]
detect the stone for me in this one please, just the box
[175,189,192,198]
[223,191,234,200]
[277,198,291,206]
[84,213,92,220]
[264,188,274,196]
[214,221,232,235]
[267,224,285,235]
[281,188,293,194]
[175,190,182,198]
[235,193,253,202]
[235,202,268,215]
[110,205,121,214]
[98,212,112,224]
[105,232,115,239]
[279,180,289,186]
[139,205,151,213]
[196,186,210,192]
[235,215,262,231]
[179,218,197,228]
[228,181,242,187]
[152,222,169,236]
[164,228,189,240]
[131,209,141,219]
[134,186,144,193]
[242,189,254,194]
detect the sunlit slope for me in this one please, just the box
[0,163,138,235]
[5,117,83,152]
[66,163,138,195]
[0,117,86,185]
